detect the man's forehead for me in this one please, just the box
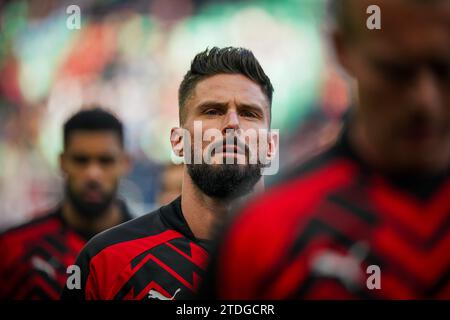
[345,0,450,38]
[66,131,122,150]
[346,0,450,59]
[191,74,269,107]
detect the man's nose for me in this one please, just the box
[411,68,443,114]
[85,162,102,181]
[222,111,240,134]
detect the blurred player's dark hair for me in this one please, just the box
[178,47,274,125]
[63,108,124,148]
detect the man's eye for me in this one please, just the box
[72,155,89,165]
[240,110,259,118]
[204,109,222,116]
[379,64,415,82]
[99,156,115,165]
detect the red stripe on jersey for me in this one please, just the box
[436,281,450,300]
[14,273,60,300]
[262,240,329,299]
[373,225,450,286]
[85,229,183,299]
[302,280,358,300]
[371,177,450,239]
[375,270,419,299]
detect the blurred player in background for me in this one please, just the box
[204,0,450,299]
[0,108,133,299]
[61,47,277,300]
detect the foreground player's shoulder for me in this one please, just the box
[240,144,357,227]
[208,146,358,298]
[221,144,358,265]
[62,207,167,300]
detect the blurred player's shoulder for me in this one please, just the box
[208,136,361,299]
[270,127,355,188]
[0,208,61,242]
[223,139,357,247]
[238,137,359,230]
[0,209,62,269]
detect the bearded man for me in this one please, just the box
[61,47,277,300]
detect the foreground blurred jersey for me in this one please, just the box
[0,108,132,299]
[203,0,450,299]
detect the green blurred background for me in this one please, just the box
[0,0,349,228]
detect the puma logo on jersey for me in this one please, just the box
[148,288,181,300]
[31,255,56,279]
[310,242,369,291]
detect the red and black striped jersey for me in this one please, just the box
[204,129,450,299]
[60,197,211,300]
[0,202,131,300]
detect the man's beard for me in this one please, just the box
[66,182,116,219]
[187,162,262,200]
[187,135,264,199]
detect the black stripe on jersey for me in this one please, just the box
[24,287,56,300]
[151,242,205,283]
[425,214,450,250]
[258,215,431,297]
[257,218,364,294]
[327,194,378,225]
[9,268,61,299]
[22,245,66,272]
[43,234,68,255]
[427,267,450,297]
[113,257,193,300]
[262,215,446,298]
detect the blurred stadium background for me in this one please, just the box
[0,0,349,229]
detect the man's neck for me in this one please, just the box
[62,200,123,236]
[181,169,263,240]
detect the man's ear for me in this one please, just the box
[121,153,132,175]
[266,130,279,161]
[170,127,184,157]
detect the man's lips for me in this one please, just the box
[215,144,245,155]
[83,189,103,202]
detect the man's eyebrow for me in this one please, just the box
[196,101,229,110]
[195,101,268,116]
[237,103,265,112]
[368,54,415,68]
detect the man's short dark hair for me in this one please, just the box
[63,108,124,149]
[178,47,274,125]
